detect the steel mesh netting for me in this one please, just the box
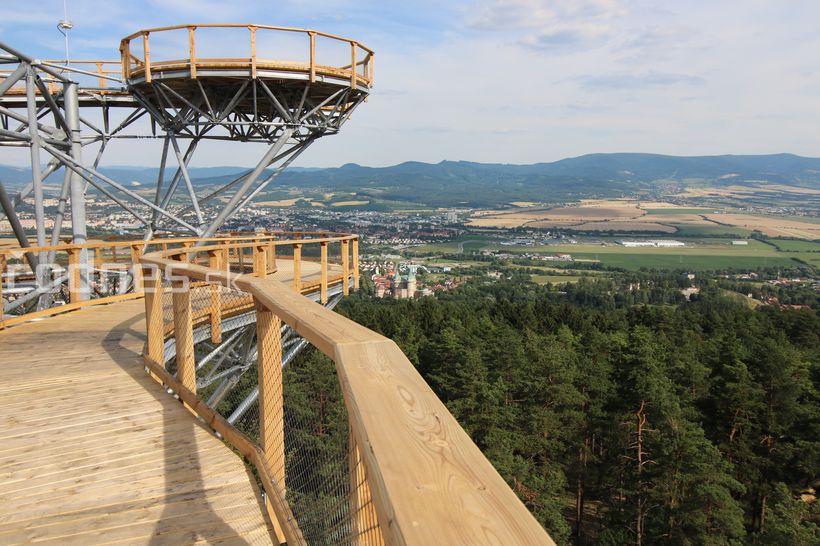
[234,340,355,545]
[187,288,362,544]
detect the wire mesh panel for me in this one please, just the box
[169,287,375,544]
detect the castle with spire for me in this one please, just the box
[391,265,417,299]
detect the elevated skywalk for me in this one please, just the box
[0,256,336,545]
[0,232,555,545]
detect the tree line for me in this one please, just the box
[321,275,820,545]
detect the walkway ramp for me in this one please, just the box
[0,300,274,545]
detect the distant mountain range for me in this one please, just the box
[2,153,819,207]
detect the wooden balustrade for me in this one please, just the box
[119,24,374,89]
[138,236,554,546]
[0,60,122,95]
[0,231,358,330]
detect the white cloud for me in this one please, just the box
[467,0,627,52]
[2,0,820,168]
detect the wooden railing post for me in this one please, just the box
[120,40,130,80]
[142,265,165,367]
[255,298,285,490]
[172,279,196,394]
[352,237,360,291]
[238,246,245,272]
[188,26,197,79]
[350,42,357,89]
[130,244,144,290]
[95,62,107,89]
[341,239,350,296]
[142,32,152,83]
[95,247,104,269]
[66,246,81,303]
[320,241,328,304]
[208,250,222,344]
[250,26,257,79]
[266,239,277,274]
[253,243,267,277]
[350,434,385,546]
[309,32,316,82]
[292,243,301,292]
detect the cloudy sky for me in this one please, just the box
[2,0,819,168]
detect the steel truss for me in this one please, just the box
[0,37,368,309]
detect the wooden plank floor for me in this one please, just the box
[0,259,334,545]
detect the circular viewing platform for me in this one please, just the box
[0,24,373,112]
[119,24,373,112]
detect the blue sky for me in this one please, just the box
[2,0,820,168]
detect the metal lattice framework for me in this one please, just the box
[0,24,372,309]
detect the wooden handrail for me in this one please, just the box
[139,243,554,545]
[0,231,355,330]
[119,24,374,88]
[120,23,374,55]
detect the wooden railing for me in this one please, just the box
[139,239,554,545]
[0,60,122,95]
[0,231,355,330]
[119,24,374,89]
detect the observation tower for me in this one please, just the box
[0,24,554,546]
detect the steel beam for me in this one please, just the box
[0,182,38,271]
[199,127,294,237]
[64,81,90,300]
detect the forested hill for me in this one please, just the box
[295,276,819,545]
[2,153,819,207]
[273,153,820,206]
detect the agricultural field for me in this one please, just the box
[467,198,820,239]
[413,237,818,271]
[766,239,820,252]
[666,224,753,237]
[702,213,820,239]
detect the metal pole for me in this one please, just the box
[25,67,51,310]
[199,127,294,237]
[0,182,38,271]
[64,81,89,300]
[0,64,27,97]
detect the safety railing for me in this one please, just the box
[140,239,554,545]
[0,231,355,330]
[119,24,374,89]
[0,60,122,95]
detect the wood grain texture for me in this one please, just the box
[0,300,274,545]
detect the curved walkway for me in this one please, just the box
[0,260,338,545]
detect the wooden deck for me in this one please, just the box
[0,301,273,545]
[0,260,335,545]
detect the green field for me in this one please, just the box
[767,239,820,252]
[783,252,820,267]
[412,238,816,271]
[569,252,799,271]
[667,224,754,237]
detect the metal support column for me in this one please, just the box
[26,68,49,310]
[64,81,89,300]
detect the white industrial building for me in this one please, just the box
[618,240,686,248]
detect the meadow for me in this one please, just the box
[412,237,816,271]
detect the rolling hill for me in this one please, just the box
[2,153,819,208]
